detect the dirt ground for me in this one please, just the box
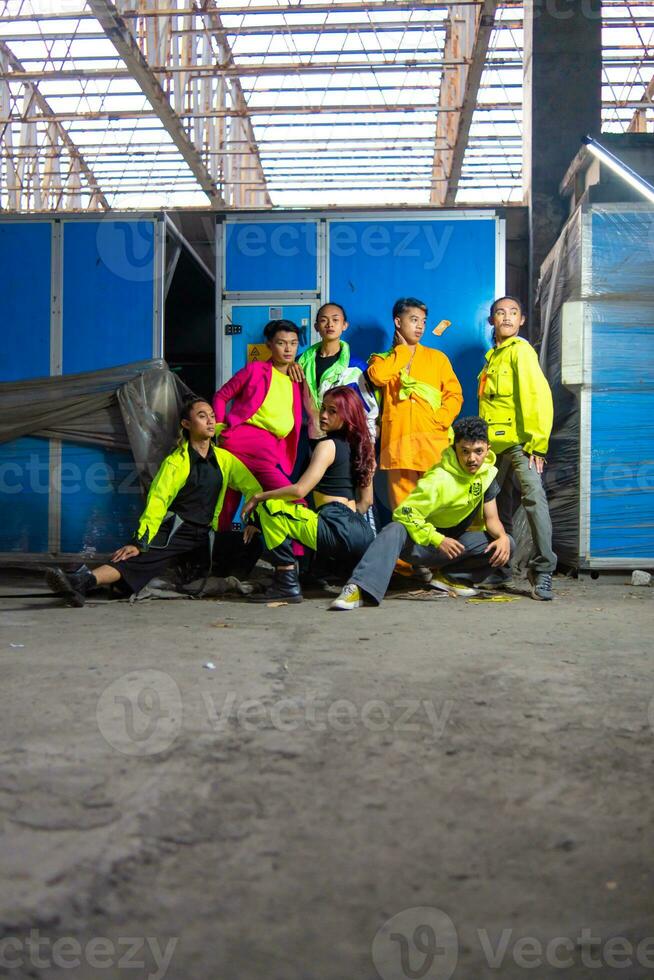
[1,569,653,980]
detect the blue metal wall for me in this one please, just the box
[62,221,156,374]
[0,217,159,557]
[0,222,51,382]
[0,436,50,553]
[223,214,501,415]
[328,217,498,413]
[587,208,654,562]
[225,220,317,292]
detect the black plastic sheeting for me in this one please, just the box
[0,360,194,487]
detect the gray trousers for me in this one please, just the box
[495,445,556,574]
[349,522,514,606]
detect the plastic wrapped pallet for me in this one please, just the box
[537,203,654,569]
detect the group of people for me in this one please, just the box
[45,295,556,609]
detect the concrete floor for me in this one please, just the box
[0,570,653,980]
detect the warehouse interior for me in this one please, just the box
[1,2,654,979]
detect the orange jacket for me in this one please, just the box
[368,344,462,471]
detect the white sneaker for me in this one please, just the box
[428,573,479,598]
[329,583,363,610]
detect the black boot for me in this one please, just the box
[249,565,303,604]
[45,565,97,607]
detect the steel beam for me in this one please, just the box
[196,5,271,207]
[627,74,654,133]
[0,40,108,210]
[431,0,499,206]
[87,0,223,206]
[0,102,523,123]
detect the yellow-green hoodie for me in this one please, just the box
[134,442,261,550]
[392,445,497,549]
[478,335,553,456]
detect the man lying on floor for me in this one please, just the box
[44,398,261,607]
[330,416,514,610]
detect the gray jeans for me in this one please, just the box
[350,522,514,606]
[495,445,556,574]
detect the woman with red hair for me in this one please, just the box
[241,386,376,603]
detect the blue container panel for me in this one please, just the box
[225,221,318,292]
[229,304,313,374]
[59,445,144,556]
[328,218,498,414]
[0,437,50,552]
[590,209,654,297]
[0,222,51,381]
[590,390,654,559]
[62,220,155,374]
[591,317,654,387]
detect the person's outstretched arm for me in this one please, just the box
[241,439,336,517]
[133,456,178,551]
[225,453,262,500]
[355,477,374,515]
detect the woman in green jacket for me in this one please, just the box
[45,398,261,606]
[478,296,556,600]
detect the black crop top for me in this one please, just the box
[314,434,355,499]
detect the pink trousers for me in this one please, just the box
[219,424,304,556]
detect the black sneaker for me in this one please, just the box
[529,571,554,601]
[45,565,96,607]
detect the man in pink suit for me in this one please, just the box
[213,319,304,532]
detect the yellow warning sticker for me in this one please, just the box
[247,344,271,363]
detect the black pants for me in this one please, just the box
[269,502,375,576]
[111,521,211,594]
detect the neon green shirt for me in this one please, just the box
[249,367,294,438]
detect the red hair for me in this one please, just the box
[322,386,375,488]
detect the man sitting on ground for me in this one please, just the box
[330,416,513,609]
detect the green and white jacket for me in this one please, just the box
[298,340,378,440]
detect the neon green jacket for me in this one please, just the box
[134,442,261,549]
[478,335,553,456]
[392,445,497,549]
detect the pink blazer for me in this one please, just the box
[212,360,303,474]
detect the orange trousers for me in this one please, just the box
[386,468,423,511]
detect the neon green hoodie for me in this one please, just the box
[478,335,553,456]
[392,445,497,549]
[134,442,261,549]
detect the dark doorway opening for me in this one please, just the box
[164,244,215,401]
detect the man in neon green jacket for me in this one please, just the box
[330,416,513,609]
[478,295,556,600]
[45,398,261,606]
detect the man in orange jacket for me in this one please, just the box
[368,296,463,510]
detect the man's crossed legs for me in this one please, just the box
[332,521,514,608]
